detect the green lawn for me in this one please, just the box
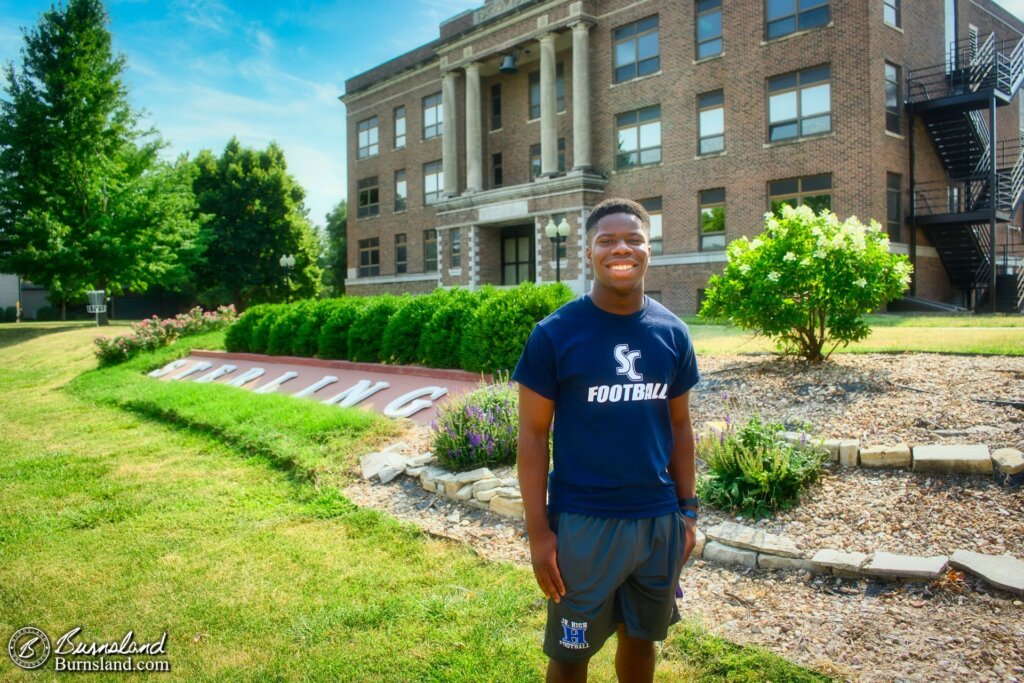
[0,326,830,681]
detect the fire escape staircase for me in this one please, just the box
[907,33,1024,311]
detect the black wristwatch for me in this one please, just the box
[680,508,698,521]
[678,496,700,510]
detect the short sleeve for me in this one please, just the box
[668,325,700,398]
[512,325,558,400]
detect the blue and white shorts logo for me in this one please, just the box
[613,344,642,382]
[559,619,589,650]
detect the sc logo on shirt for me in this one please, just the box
[613,344,642,382]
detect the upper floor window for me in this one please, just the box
[491,84,502,130]
[357,117,379,159]
[769,174,832,215]
[395,234,408,274]
[768,65,831,142]
[530,139,566,178]
[613,15,659,83]
[358,238,380,277]
[766,0,829,40]
[394,106,406,149]
[423,229,438,272]
[885,62,902,134]
[696,0,723,60]
[698,90,725,155]
[884,0,901,28]
[699,189,726,251]
[492,153,503,188]
[357,176,379,217]
[394,170,407,213]
[528,63,565,120]
[450,229,461,268]
[423,160,443,205]
[616,105,661,170]
[640,198,663,256]
[423,92,442,139]
[887,173,902,241]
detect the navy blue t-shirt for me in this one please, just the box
[512,294,701,519]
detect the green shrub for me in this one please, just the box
[381,291,446,365]
[420,287,496,369]
[700,205,912,362]
[93,306,237,366]
[348,296,406,363]
[293,299,336,357]
[35,305,59,321]
[225,304,273,352]
[249,304,288,355]
[3,306,16,322]
[697,415,827,519]
[460,282,573,374]
[317,298,367,360]
[266,300,315,356]
[432,382,518,472]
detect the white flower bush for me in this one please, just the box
[700,205,912,362]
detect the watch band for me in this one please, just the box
[678,496,700,509]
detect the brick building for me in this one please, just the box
[341,0,1024,313]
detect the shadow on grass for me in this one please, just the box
[0,323,94,349]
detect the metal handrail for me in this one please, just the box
[969,33,996,92]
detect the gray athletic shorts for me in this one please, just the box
[543,511,687,662]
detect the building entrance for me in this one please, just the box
[500,225,534,285]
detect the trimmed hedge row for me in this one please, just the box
[223,282,574,373]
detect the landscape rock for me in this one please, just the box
[453,485,475,502]
[377,465,404,484]
[913,444,992,475]
[407,453,434,467]
[452,467,495,484]
[471,478,504,494]
[757,554,819,573]
[692,529,706,558]
[705,521,803,558]
[949,550,1024,595]
[859,444,911,468]
[360,451,408,480]
[992,448,1024,476]
[702,541,758,569]
[474,488,503,502]
[864,551,948,580]
[822,438,843,462]
[490,496,525,518]
[418,466,448,493]
[812,549,869,575]
[838,439,859,467]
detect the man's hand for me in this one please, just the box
[529,526,565,603]
[680,516,697,567]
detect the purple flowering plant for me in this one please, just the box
[93,305,237,366]
[431,378,518,472]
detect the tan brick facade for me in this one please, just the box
[341,0,1023,314]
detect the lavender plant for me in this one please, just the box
[431,381,518,472]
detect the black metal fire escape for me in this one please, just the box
[906,33,1024,313]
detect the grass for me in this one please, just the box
[0,326,831,681]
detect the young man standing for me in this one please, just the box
[513,198,700,683]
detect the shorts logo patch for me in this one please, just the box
[559,619,589,649]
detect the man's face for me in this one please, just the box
[587,212,650,295]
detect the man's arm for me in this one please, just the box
[667,391,698,562]
[517,384,565,603]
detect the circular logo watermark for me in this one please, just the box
[7,627,51,670]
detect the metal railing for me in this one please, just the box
[907,34,1024,103]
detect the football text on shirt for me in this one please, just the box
[586,382,668,403]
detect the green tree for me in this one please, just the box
[321,200,347,296]
[700,205,912,363]
[192,139,322,307]
[0,0,198,319]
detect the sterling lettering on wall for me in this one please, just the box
[149,350,484,423]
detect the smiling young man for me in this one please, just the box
[513,198,701,683]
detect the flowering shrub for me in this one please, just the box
[700,205,912,362]
[697,415,827,519]
[93,305,237,366]
[432,381,518,472]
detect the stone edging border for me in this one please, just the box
[359,441,1024,597]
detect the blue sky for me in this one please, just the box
[1,0,1023,228]
[0,0,479,228]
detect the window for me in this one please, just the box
[530,138,566,178]
[395,234,408,274]
[768,65,831,142]
[394,170,407,212]
[423,92,442,139]
[616,106,661,170]
[528,63,565,120]
[641,198,663,256]
[765,0,829,40]
[492,153,503,188]
[357,117,379,159]
[423,160,443,205]
[884,0,900,27]
[358,238,380,277]
[357,176,379,218]
[491,84,502,130]
[769,174,832,215]
[423,229,438,272]
[885,62,901,134]
[887,173,902,242]
[450,229,461,268]
[696,0,722,59]
[698,90,725,155]
[613,15,659,83]
[394,106,406,149]
[699,189,726,251]
[501,225,533,285]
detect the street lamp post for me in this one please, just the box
[544,217,570,283]
[279,254,296,303]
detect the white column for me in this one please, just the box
[442,71,459,197]
[571,22,592,171]
[464,63,482,193]
[539,32,558,177]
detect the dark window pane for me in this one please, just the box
[701,188,725,204]
[770,178,799,195]
[803,173,832,191]
[799,6,829,29]
[767,17,796,39]
[699,90,724,107]
[770,122,798,141]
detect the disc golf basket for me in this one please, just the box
[86,290,107,325]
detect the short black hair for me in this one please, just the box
[585,197,650,235]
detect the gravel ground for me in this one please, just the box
[344,353,1024,683]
